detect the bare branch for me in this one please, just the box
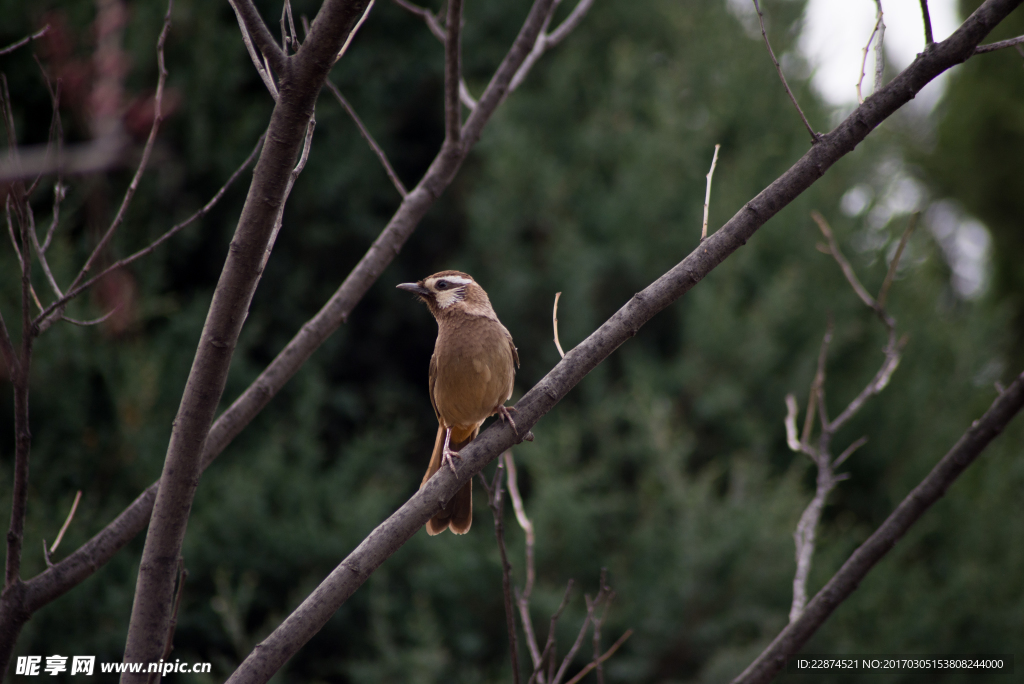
[33,134,264,334]
[552,292,566,359]
[873,0,886,94]
[335,0,375,62]
[64,4,173,299]
[228,0,287,87]
[324,79,406,197]
[60,307,121,327]
[444,0,464,143]
[857,5,885,103]
[811,212,880,317]
[833,435,868,469]
[480,458,522,684]
[701,144,720,241]
[783,394,802,453]
[563,630,633,684]
[974,33,1024,52]
[547,0,596,48]
[393,0,447,41]
[552,602,592,684]
[0,25,50,57]
[751,0,819,143]
[48,491,82,556]
[920,0,935,46]
[877,212,917,307]
[737,369,1024,684]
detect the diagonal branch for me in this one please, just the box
[324,79,407,197]
[0,25,50,57]
[735,370,1024,684]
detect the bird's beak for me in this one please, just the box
[396,282,430,296]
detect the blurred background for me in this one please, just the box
[1,0,1022,681]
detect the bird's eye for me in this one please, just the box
[436,280,448,290]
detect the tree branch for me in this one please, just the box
[920,0,935,47]
[444,0,464,143]
[33,134,263,335]
[734,369,1024,684]
[228,0,287,82]
[751,0,819,143]
[118,0,373,679]
[974,34,1024,52]
[0,26,50,57]
[324,79,407,197]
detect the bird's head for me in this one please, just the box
[397,270,495,318]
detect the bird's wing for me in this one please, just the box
[428,351,441,423]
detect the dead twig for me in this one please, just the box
[552,292,566,359]
[701,144,720,241]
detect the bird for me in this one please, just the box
[397,270,519,535]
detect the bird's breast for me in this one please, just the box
[432,315,515,429]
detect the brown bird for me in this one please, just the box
[397,270,519,535]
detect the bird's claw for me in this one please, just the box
[441,443,461,477]
[496,405,518,435]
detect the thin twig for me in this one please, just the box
[877,212,917,307]
[324,79,407,197]
[444,0,464,143]
[552,292,566,358]
[508,0,596,96]
[811,212,880,317]
[393,0,446,40]
[64,1,173,299]
[563,630,633,684]
[919,0,935,47]
[61,307,121,327]
[872,0,886,94]
[335,0,375,62]
[530,581,574,684]
[552,599,592,684]
[481,458,521,684]
[34,134,264,333]
[833,435,868,469]
[751,0,819,143]
[701,144,720,241]
[0,25,50,57]
[229,0,280,99]
[857,6,884,104]
[48,491,82,555]
[974,34,1024,53]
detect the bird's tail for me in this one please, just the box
[421,424,478,535]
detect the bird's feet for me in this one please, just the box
[441,430,462,477]
[495,405,518,435]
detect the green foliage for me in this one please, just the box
[1,0,1022,682]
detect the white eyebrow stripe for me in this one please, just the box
[442,276,472,285]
